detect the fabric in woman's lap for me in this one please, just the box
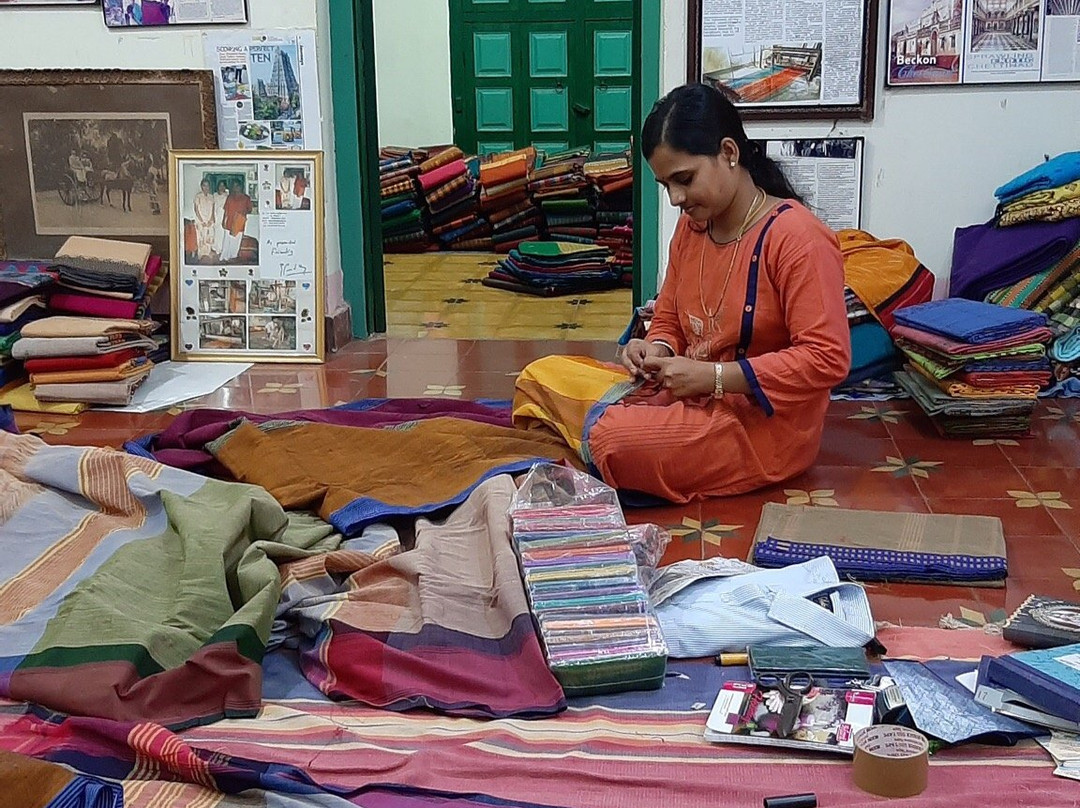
[588,390,799,503]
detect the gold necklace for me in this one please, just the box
[697,188,768,327]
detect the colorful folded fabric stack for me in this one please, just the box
[995,151,1080,227]
[418,147,490,250]
[890,299,1052,436]
[529,151,594,242]
[379,147,431,253]
[0,260,57,389]
[484,241,623,297]
[11,316,158,406]
[477,147,540,254]
[47,236,164,328]
[510,471,667,696]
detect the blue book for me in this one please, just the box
[985,643,1080,724]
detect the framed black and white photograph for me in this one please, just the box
[0,69,217,260]
[170,150,325,364]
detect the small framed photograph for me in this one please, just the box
[169,150,324,363]
[103,0,247,27]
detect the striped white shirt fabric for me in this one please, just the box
[649,556,875,658]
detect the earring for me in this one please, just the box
[729,161,736,168]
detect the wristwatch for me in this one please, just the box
[713,362,724,398]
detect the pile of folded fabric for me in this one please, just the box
[484,241,622,297]
[890,298,1053,437]
[379,148,430,253]
[950,155,1080,397]
[478,148,539,253]
[995,151,1080,228]
[830,230,935,398]
[47,236,164,325]
[0,260,55,389]
[530,150,594,242]
[419,147,489,250]
[11,316,158,407]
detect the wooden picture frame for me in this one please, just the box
[686,0,879,121]
[169,150,326,364]
[0,69,217,261]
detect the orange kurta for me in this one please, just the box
[587,201,850,502]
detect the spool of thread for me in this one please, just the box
[716,652,748,666]
[851,725,930,798]
[763,794,817,808]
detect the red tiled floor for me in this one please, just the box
[12,335,1080,629]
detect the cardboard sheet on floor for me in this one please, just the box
[749,503,1007,587]
[99,361,251,413]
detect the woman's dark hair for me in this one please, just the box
[641,83,801,202]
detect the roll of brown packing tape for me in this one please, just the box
[851,725,930,799]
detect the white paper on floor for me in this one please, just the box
[99,361,252,414]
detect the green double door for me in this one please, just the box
[450,0,635,156]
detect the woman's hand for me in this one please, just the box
[621,338,666,379]
[640,355,715,398]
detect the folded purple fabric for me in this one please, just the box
[950,217,1080,300]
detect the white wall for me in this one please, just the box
[372,0,455,147]
[660,0,1080,295]
[0,0,346,314]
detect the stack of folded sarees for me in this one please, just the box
[46,236,163,323]
[379,148,430,253]
[890,298,1053,437]
[12,316,159,406]
[419,147,489,250]
[479,147,540,253]
[995,151,1080,228]
[484,241,622,297]
[0,260,56,389]
[530,150,594,243]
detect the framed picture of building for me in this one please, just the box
[102,0,246,26]
[687,0,879,120]
[0,70,217,261]
[888,0,1080,85]
[169,150,325,363]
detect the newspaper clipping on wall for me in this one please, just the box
[203,31,323,151]
[756,138,863,230]
[697,0,866,106]
[888,0,1080,85]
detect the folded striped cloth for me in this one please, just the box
[0,749,122,808]
[893,299,1048,344]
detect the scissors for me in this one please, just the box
[756,671,814,738]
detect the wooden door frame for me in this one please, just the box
[329,0,662,335]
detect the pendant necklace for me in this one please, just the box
[696,187,768,335]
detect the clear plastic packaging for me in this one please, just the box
[510,463,669,697]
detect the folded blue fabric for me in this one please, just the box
[380,199,417,218]
[845,321,899,385]
[893,298,1047,344]
[963,357,1052,373]
[1051,325,1080,363]
[950,217,1080,301]
[995,151,1080,204]
[1041,376,1080,398]
[753,537,1007,583]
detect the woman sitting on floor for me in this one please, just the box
[513,83,851,503]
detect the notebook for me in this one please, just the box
[984,644,1080,724]
[1003,595,1080,649]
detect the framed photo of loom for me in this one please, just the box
[686,0,879,121]
[0,69,217,261]
[169,150,325,364]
